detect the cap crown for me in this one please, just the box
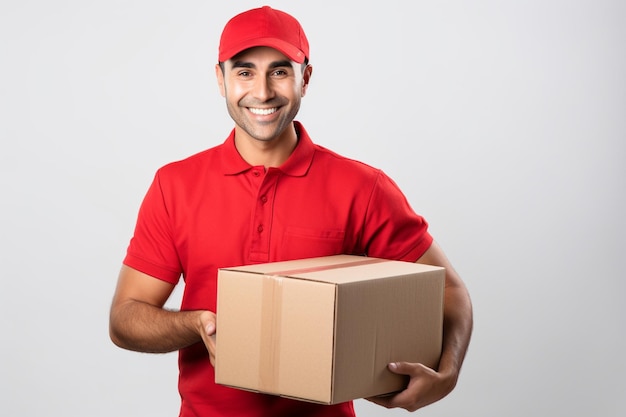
[218,6,309,63]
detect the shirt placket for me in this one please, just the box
[249,168,279,262]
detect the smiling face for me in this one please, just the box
[216,46,312,148]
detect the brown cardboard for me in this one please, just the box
[215,255,445,404]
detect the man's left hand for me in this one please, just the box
[366,362,456,412]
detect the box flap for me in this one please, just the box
[220,255,442,285]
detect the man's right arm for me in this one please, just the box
[109,265,216,363]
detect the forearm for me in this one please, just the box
[109,299,204,353]
[437,283,473,387]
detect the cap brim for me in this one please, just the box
[219,37,306,64]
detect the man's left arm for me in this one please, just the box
[367,240,473,412]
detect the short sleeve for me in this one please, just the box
[123,170,183,284]
[361,171,433,262]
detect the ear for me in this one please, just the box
[215,63,226,97]
[301,64,313,97]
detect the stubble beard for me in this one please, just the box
[227,97,301,143]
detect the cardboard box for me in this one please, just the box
[215,255,445,404]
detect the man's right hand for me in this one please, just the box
[199,311,217,366]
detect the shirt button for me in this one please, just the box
[260,195,268,204]
[252,170,261,177]
[257,225,264,233]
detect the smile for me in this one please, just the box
[249,107,278,116]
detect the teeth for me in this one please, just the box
[249,107,277,115]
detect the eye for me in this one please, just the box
[271,69,289,77]
[237,70,252,78]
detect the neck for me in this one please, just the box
[234,124,299,168]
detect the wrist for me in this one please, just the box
[436,361,460,394]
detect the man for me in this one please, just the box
[109,6,472,417]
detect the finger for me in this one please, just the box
[207,332,217,367]
[365,390,413,410]
[365,395,393,409]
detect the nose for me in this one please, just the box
[250,75,275,102]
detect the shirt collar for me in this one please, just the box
[221,121,314,177]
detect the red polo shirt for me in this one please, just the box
[124,121,433,417]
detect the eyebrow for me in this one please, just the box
[230,60,293,70]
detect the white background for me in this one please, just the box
[1,1,624,416]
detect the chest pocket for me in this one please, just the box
[281,226,346,259]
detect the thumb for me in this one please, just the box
[205,321,216,336]
[202,311,216,336]
[387,361,415,376]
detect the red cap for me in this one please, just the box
[218,6,309,64]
